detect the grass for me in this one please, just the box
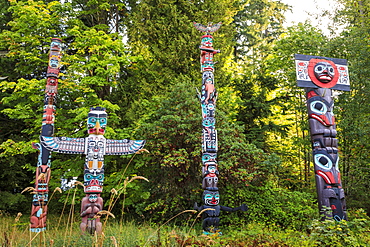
[2,211,370,247]
[0,213,202,247]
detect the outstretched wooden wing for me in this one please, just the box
[40,136,86,154]
[193,22,222,33]
[193,22,208,33]
[105,139,146,155]
[208,22,222,33]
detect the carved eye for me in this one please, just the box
[204,194,213,200]
[314,154,333,170]
[328,66,335,76]
[89,195,98,201]
[85,174,92,180]
[314,64,325,73]
[310,101,327,115]
[203,154,210,161]
[90,118,96,123]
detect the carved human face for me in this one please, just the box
[33,193,48,203]
[201,36,213,47]
[87,108,107,135]
[88,194,98,203]
[50,38,62,51]
[314,62,335,83]
[84,170,104,193]
[203,190,220,206]
[49,55,60,69]
[207,164,217,174]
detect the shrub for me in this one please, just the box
[308,209,370,246]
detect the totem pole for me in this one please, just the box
[30,39,146,235]
[40,107,146,234]
[295,54,350,221]
[30,38,63,232]
[193,22,247,234]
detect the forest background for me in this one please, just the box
[0,0,370,237]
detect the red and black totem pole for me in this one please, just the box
[295,54,350,221]
[193,23,247,234]
[30,38,63,232]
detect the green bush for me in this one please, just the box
[308,209,370,246]
[0,191,29,213]
[221,184,317,231]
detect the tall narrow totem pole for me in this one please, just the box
[295,54,350,221]
[30,38,63,232]
[193,23,247,234]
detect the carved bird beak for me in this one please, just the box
[94,121,102,135]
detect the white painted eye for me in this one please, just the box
[310,101,327,115]
[328,66,335,77]
[314,154,332,170]
[314,64,325,73]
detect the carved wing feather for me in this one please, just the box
[209,22,222,33]
[105,139,146,155]
[193,22,208,32]
[193,22,222,33]
[40,136,86,154]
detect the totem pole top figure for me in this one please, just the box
[194,22,221,73]
[87,107,107,135]
[193,22,222,51]
[295,54,350,91]
[193,22,222,35]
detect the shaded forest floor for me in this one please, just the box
[1,211,370,247]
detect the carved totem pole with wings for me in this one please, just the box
[40,107,145,234]
[30,39,146,235]
[295,54,349,221]
[193,22,247,234]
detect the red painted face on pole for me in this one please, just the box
[308,59,339,89]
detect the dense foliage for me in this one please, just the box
[1,0,370,237]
